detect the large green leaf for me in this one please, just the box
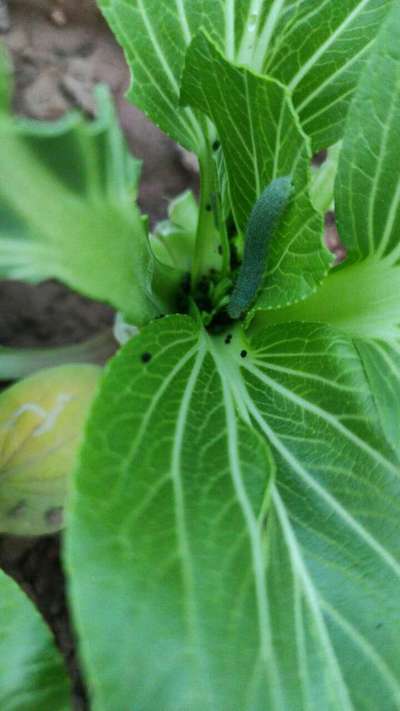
[181,33,331,311]
[66,315,400,710]
[263,0,393,151]
[255,11,400,337]
[321,0,400,452]
[97,0,206,152]
[0,570,71,710]
[335,1,400,265]
[98,1,391,152]
[354,339,400,456]
[0,85,163,324]
[255,3,400,453]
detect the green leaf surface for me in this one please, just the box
[336,0,400,265]
[0,570,70,710]
[294,3,400,465]
[98,1,390,152]
[196,1,392,150]
[256,257,400,341]
[66,315,400,710]
[98,0,206,152]
[0,331,115,381]
[258,3,400,343]
[0,85,160,324]
[355,339,400,456]
[151,190,198,271]
[264,0,393,151]
[254,4,400,468]
[181,33,331,311]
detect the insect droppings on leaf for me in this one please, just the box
[240,350,247,358]
[141,352,152,364]
[45,507,64,527]
[224,334,232,344]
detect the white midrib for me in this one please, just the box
[225,0,236,61]
[223,384,273,660]
[170,338,217,707]
[209,338,284,707]
[237,0,265,65]
[175,0,191,44]
[272,487,355,711]
[252,0,287,72]
[293,572,313,709]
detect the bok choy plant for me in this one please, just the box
[0,1,399,709]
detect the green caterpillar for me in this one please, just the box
[228,176,294,319]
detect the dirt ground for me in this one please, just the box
[0,2,197,708]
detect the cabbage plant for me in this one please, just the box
[0,1,399,709]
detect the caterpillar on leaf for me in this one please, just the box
[228,176,294,319]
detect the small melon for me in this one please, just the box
[0,364,100,536]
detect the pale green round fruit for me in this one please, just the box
[0,364,101,536]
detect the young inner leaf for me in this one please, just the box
[228,176,293,319]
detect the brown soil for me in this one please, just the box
[0,2,197,708]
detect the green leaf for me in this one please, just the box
[181,33,331,311]
[151,190,198,271]
[0,331,115,381]
[16,84,142,206]
[255,257,400,341]
[336,1,400,265]
[264,0,393,151]
[66,316,275,709]
[354,339,400,456]
[66,315,400,710]
[257,3,400,343]
[0,85,162,324]
[245,3,400,506]
[97,0,206,152]
[98,1,391,153]
[0,570,71,710]
[197,1,392,151]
